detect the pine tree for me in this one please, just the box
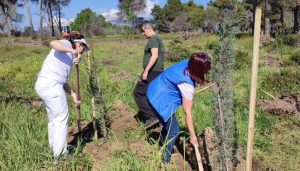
[211,9,242,171]
[118,0,146,29]
[0,0,22,36]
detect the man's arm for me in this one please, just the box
[141,48,158,81]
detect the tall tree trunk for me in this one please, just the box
[24,0,34,37]
[49,2,55,36]
[47,1,55,37]
[46,1,51,37]
[38,0,43,35]
[58,1,62,32]
[252,0,258,35]
[1,3,13,36]
[6,15,13,36]
[264,0,271,38]
[279,6,284,26]
[294,6,300,34]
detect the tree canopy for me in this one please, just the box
[70,8,113,36]
[2,0,300,36]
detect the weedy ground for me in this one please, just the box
[0,34,299,170]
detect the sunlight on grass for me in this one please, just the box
[0,34,299,170]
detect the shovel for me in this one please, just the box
[194,144,204,171]
[74,63,81,133]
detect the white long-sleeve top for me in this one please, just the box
[38,39,73,84]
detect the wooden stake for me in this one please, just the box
[194,144,204,171]
[75,63,81,133]
[217,93,229,171]
[246,7,262,171]
[195,83,216,94]
[261,89,275,99]
[91,97,98,139]
[87,51,98,140]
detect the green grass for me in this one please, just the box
[0,34,299,170]
[0,102,48,170]
[0,40,93,170]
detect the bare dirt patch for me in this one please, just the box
[84,140,125,168]
[112,70,135,81]
[68,122,127,169]
[68,100,210,170]
[257,94,300,116]
[182,127,265,171]
[30,100,43,108]
[68,100,140,169]
[0,39,43,46]
[0,95,43,108]
[260,36,275,47]
[231,148,265,171]
[128,139,149,159]
[263,54,283,67]
[170,150,193,171]
[185,127,217,170]
[108,100,139,137]
[99,59,117,67]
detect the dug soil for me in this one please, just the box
[191,128,265,171]
[68,100,193,170]
[262,54,283,68]
[68,99,268,171]
[257,93,300,116]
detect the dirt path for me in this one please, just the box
[0,39,43,46]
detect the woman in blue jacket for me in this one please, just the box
[147,52,211,163]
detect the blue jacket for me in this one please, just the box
[147,60,196,122]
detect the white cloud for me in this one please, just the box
[137,0,158,19]
[101,9,120,22]
[101,0,159,22]
[60,18,74,26]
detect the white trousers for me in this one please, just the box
[35,77,69,157]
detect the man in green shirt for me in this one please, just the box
[134,21,165,129]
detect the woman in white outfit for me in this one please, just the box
[35,32,89,160]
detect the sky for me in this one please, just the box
[19,0,210,30]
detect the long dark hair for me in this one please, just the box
[61,31,85,49]
[188,52,211,84]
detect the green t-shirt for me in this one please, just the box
[143,35,164,71]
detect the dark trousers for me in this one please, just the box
[133,70,162,121]
[158,114,180,163]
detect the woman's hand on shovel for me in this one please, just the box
[73,55,81,65]
[72,49,79,58]
[71,90,81,107]
[72,50,82,64]
[190,135,199,147]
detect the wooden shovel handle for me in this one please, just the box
[194,144,204,171]
[75,64,81,133]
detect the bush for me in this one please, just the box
[290,50,300,65]
[165,38,193,62]
[236,32,252,39]
[261,68,300,95]
[204,41,215,50]
[234,49,251,70]
[283,34,300,47]
[22,26,34,37]
[0,33,8,38]
[41,36,50,47]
